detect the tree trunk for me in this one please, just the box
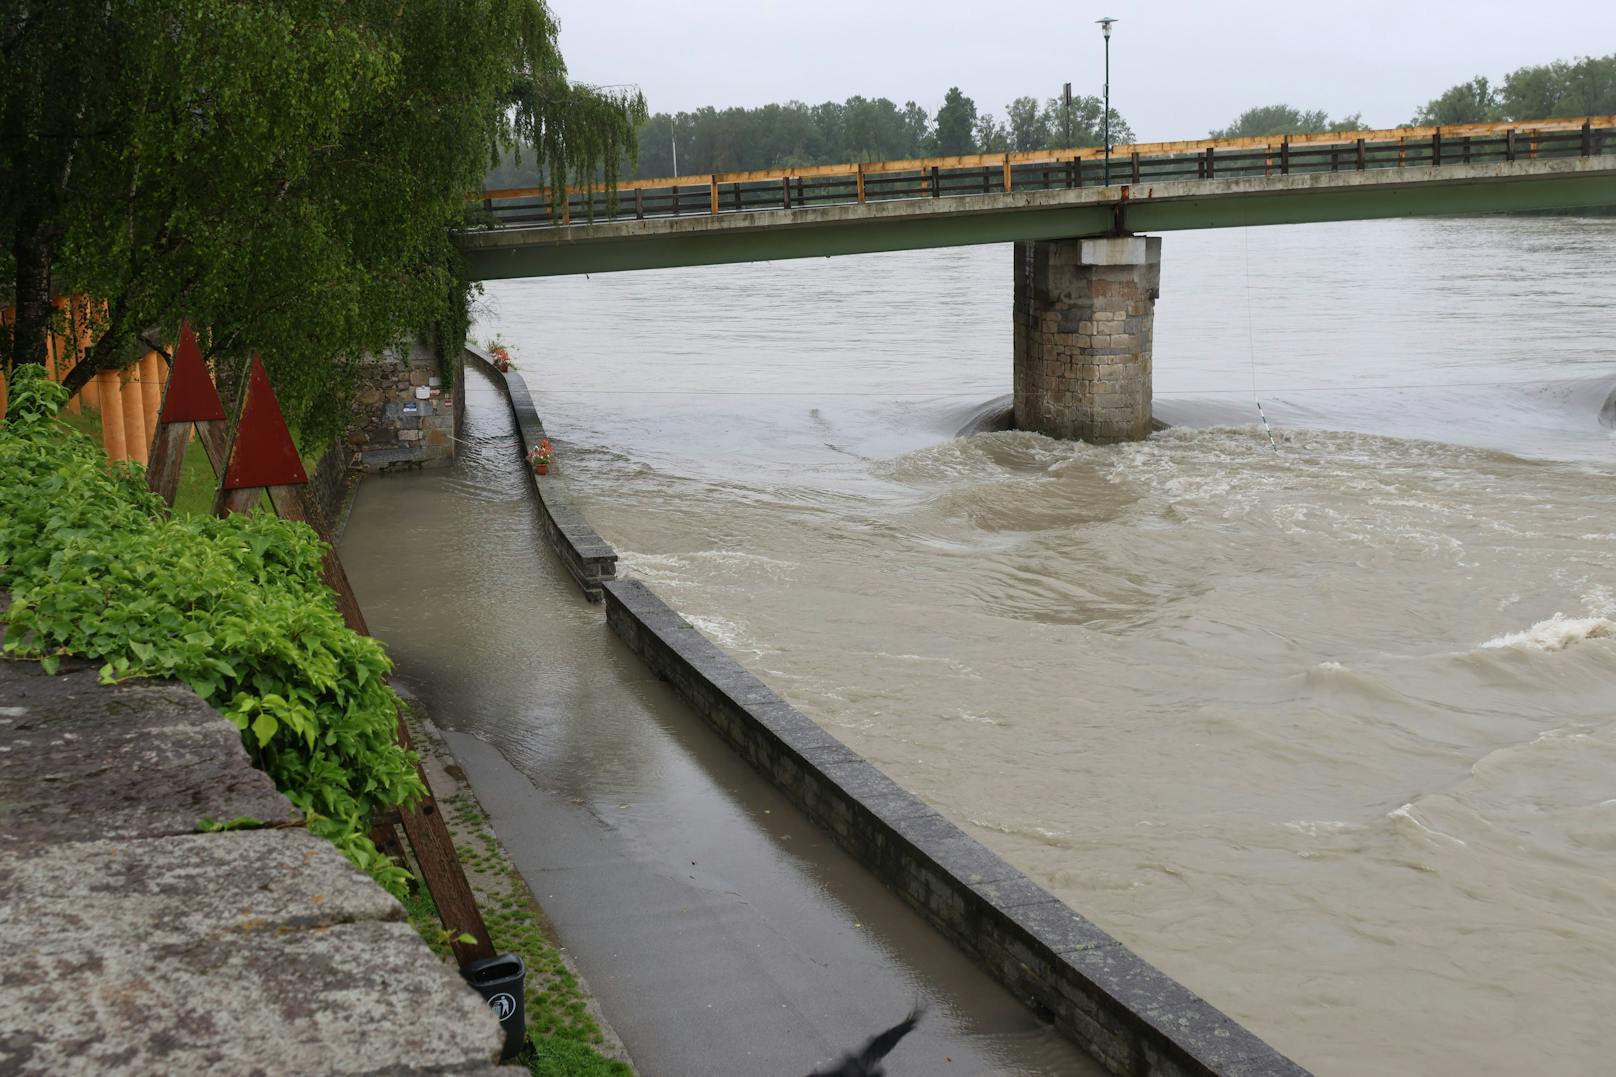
[9,216,53,374]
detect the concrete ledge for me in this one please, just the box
[463,345,618,600]
[601,577,1310,1077]
[0,658,503,1075]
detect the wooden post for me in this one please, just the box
[782,176,791,209]
[930,165,940,197]
[139,352,163,443]
[1356,138,1366,170]
[1002,156,1012,193]
[97,370,126,462]
[212,354,495,965]
[1432,129,1442,167]
[1506,129,1517,162]
[634,188,644,219]
[1070,156,1081,188]
[856,164,865,203]
[1130,151,1140,184]
[120,370,148,467]
[1204,146,1215,178]
[1280,139,1290,175]
[1583,118,1593,156]
[709,175,719,214]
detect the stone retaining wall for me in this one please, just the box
[349,339,460,472]
[463,345,617,599]
[0,658,503,1075]
[601,578,1309,1077]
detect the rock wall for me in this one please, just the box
[349,338,460,472]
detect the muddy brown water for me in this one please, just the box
[462,215,1616,1076]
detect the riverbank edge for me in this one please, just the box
[393,684,637,1075]
[463,345,617,599]
[468,358,1310,1077]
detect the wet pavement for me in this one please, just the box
[339,367,1097,1077]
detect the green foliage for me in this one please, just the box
[1210,104,1365,139]
[933,87,980,156]
[488,89,1137,185]
[1411,77,1504,126]
[0,364,422,896]
[1414,55,1616,125]
[3,0,643,452]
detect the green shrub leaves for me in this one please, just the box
[1,364,420,895]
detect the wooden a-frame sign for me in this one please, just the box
[145,344,496,966]
[147,323,230,506]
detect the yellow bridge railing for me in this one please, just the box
[477,114,1616,226]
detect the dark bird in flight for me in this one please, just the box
[805,1009,922,1077]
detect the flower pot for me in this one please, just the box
[533,463,549,475]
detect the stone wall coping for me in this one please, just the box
[0,658,502,1075]
[601,576,1310,1077]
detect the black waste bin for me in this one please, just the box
[461,952,527,1061]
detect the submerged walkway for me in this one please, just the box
[339,366,1100,1076]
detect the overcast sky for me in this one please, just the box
[551,0,1616,141]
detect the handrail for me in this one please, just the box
[470,115,1614,231]
[478,114,1616,204]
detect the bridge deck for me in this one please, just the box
[457,118,1616,279]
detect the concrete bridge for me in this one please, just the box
[455,117,1616,442]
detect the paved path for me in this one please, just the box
[339,390,1103,1077]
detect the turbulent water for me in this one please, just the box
[472,216,1616,1076]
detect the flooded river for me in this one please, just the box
[471,215,1616,1076]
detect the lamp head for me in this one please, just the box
[1097,16,1116,38]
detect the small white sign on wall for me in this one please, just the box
[415,386,431,400]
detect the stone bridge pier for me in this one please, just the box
[1012,235,1161,442]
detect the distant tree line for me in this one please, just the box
[483,53,1616,190]
[1408,54,1616,125]
[1203,55,1616,141]
[483,87,1132,187]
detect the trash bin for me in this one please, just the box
[461,952,527,1061]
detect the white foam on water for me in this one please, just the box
[1479,613,1615,652]
[1388,803,1469,846]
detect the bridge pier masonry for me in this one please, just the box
[1012,234,1161,442]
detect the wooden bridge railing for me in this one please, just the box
[475,115,1616,228]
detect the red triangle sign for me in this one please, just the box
[221,355,308,490]
[158,322,228,423]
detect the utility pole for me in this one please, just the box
[1063,82,1072,147]
[672,127,678,176]
[1097,17,1116,185]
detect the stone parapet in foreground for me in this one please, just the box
[0,659,502,1075]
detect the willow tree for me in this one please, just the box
[0,0,644,446]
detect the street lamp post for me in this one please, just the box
[1097,16,1116,185]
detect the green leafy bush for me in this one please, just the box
[0,365,421,894]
